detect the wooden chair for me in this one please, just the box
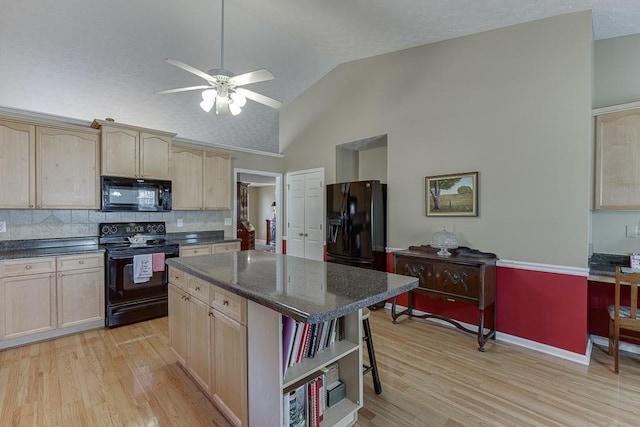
[608,266,640,373]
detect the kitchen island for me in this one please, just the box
[166,250,418,427]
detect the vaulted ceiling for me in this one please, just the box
[1,0,639,154]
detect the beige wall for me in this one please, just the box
[594,33,640,109]
[281,12,593,267]
[359,146,387,183]
[590,34,640,255]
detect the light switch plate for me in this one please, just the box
[177,218,183,227]
[224,217,232,226]
[0,221,5,233]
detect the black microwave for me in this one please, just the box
[102,176,172,212]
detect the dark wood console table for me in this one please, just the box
[391,245,497,351]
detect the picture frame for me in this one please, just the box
[426,171,478,216]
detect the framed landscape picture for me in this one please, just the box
[426,171,478,216]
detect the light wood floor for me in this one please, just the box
[2,310,640,426]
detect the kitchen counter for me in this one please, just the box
[588,253,630,283]
[166,230,239,247]
[0,237,103,260]
[166,250,419,323]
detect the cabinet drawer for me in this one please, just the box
[188,276,210,303]
[395,257,434,291]
[212,242,240,253]
[179,245,212,257]
[168,267,187,290]
[211,286,246,324]
[57,253,103,271]
[0,257,56,277]
[433,263,481,301]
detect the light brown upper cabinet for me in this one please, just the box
[36,126,100,209]
[0,119,99,209]
[92,119,175,180]
[172,144,231,210]
[595,107,640,210]
[0,120,35,208]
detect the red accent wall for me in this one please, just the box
[497,268,587,354]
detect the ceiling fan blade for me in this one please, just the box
[236,88,282,109]
[165,59,214,82]
[230,69,275,86]
[156,85,211,95]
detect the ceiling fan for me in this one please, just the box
[156,0,281,116]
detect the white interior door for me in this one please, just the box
[286,169,324,261]
[303,172,324,261]
[286,174,305,258]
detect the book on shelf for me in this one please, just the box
[282,316,346,377]
[282,316,297,375]
[286,384,307,427]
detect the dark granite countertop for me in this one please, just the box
[166,250,418,323]
[588,253,630,277]
[166,230,239,246]
[0,237,103,260]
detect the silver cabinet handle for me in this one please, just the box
[223,300,229,306]
[25,265,31,269]
[195,286,201,291]
[79,260,84,264]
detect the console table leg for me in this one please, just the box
[391,293,413,323]
[478,308,486,352]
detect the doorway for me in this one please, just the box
[234,169,283,254]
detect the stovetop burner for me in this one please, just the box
[99,222,176,251]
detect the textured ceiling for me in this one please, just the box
[1,0,639,154]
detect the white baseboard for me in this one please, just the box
[383,302,591,365]
[590,334,640,355]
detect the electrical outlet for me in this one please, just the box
[224,217,232,226]
[626,225,639,238]
[0,221,5,233]
[177,218,183,228]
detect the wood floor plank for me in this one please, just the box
[4,309,640,426]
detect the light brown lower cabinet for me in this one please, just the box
[0,253,104,345]
[0,271,57,340]
[168,268,248,426]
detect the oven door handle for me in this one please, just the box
[107,252,177,261]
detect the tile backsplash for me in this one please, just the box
[0,209,233,240]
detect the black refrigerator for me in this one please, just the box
[326,180,387,272]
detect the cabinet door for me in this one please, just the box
[36,126,100,209]
[395,256,434,292]
[101,125,139,177]
[57,267,104,328]
[168,284,189,365]
[172,146,204,210]
[213,310,248,426]
[0,120,35,208]
[0,273,56,340]
[188,297,211,394]
[140,132,172,180]
[433,263,480,302]
[595,108,640,209]
[204,152,231,210]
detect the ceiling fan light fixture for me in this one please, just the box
[230,91,246,108]
[200,99,214,112]
[229,103,242,116]
[202,88,217,100]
